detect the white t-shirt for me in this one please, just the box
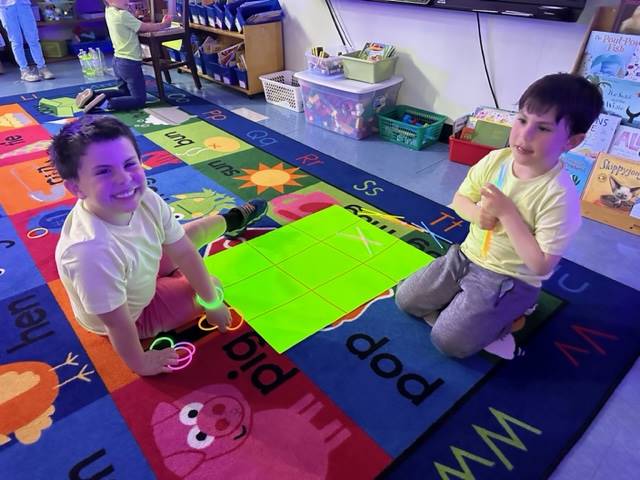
[55,189,185,334]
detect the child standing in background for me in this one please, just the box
[396,73,603,359]
[76,0,172,113]
[0,0,55,81]
[50,116,268,376]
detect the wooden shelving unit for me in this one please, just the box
[187,21,283,96]
[179,66,252,94]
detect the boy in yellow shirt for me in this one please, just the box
[76,0,172,112]
[396,73,603,358]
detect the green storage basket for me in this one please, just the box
[378,105,447,150]
[341,50,398,83]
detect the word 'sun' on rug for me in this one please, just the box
[0,81,638,479]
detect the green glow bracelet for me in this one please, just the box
[196,286,225,310]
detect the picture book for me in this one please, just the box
[582,152,640,219]
[598,76,640,126]
[570,113,620,159]
[470,106,517,127]
[608,124,640,161]
[578,31,640,79]
[471,120,511,148]
[458,106,516,142]
[561,151,595,196]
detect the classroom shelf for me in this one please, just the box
[189,23,244,40]
[188,21,283,96]
[178,66,254,95]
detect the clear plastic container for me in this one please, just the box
[295,70,403,139]
[305,46,353,76]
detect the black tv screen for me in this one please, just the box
[364,0,586,22]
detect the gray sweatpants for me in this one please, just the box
[395,245,539,358]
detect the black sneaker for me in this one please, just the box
[225,199,268,238]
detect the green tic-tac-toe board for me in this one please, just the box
[204,205,435,352]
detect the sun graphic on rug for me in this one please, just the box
[235,162,307,194]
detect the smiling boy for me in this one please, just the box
[395,73,603,358]
[51,116,267,375]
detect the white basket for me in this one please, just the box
[259,70,304,112]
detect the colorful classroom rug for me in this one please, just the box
[0,80,638,480]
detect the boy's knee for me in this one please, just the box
[394,281,420,315]
[430,328,473,359]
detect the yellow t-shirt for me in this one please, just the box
[105,6,143,61]
[457,148,581,287]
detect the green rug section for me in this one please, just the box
[204,205,435,353]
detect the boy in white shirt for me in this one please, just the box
[50,115,267,376]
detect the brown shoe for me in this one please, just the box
[83,93,106,113]
[75,88,94,108]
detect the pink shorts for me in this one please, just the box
[135,252,203,339]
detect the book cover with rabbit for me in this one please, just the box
[582,152,640,219]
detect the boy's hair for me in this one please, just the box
[49,115,141,180]
[518,73,603,136]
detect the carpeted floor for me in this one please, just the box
[0,81,638,479]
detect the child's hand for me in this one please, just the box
[480,183,516,220]
[161,14,172,27]
[478,204,499,231]
[137,348,179,376]
[205,304,231,332]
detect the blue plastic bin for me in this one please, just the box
[206,61,224,82]
[224,0,247,31]
[167,48,181,62]
[221,65,238,85]
[235,0,282,32]
[212,3,225,28]
[204,5,217,27]
[234,67,248,89]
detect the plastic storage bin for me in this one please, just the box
[235,67,249,89]
[206,61,224,82]
[41,40,68,58]
[205,5,217,27]
[260,70,304,112]
[378,105,447,150]
[69,39,113,55]
[448,135,498,166]
[305,46,353,76]
[212,3,225,28]
[295,70,403,139]
[341,50,398,83]
[225,0,247,31]
[221,65,238,85]
[236,0,282,32]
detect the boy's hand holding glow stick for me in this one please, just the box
[480,163,507,258]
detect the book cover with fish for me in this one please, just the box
[579,31,640,78]
[597,76,640,126]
